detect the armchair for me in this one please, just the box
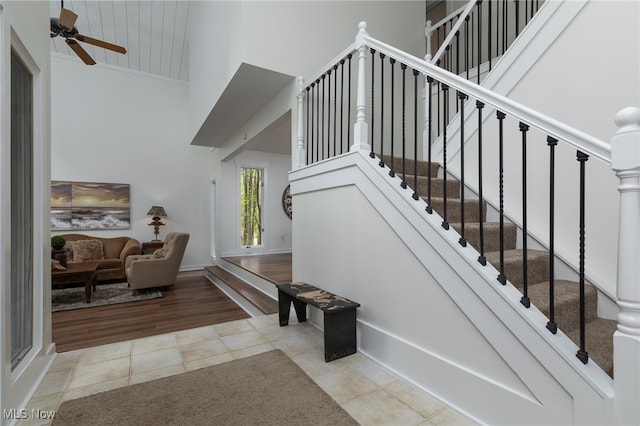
[125,232,189,295]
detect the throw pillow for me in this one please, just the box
[72,239,104,261]
[153,246,169,259]
[51,259,66,271]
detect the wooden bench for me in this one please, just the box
[276,282,360,362]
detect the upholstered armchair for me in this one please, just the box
[125,232,189,295]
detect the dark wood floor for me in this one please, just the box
[52,270,250,352]
[223,253,292,284]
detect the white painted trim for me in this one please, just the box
[291,151,614,424]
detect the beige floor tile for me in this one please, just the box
[67,357,131,390]
[231,343,275,359]
[272,332,323,358]
[17,393,60,426]
[131,347,183,375]
[130,363,187,385]
[77,341,131,366]
[247,314,279,330]
[344,355,399,387]
[343,388,426,426]
[48,351,82,373]
[185,352,235,371]
[425,408,478,425]
[32,370,73,399]
[62,377,129,402]
[313,366,380,404]
[180,338,229,364]
[221,330,267,351]
[131,333,179,355]
[175,325,219,346]
[386,379,447,418]
[214,319,254,336]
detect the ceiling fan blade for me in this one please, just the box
[75,34,127,55]
[65,39,96,65]
[58,7,78,31]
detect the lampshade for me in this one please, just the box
[147,206,167,217]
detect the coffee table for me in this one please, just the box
[52,262,99,303]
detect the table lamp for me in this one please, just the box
[147,206,167,241]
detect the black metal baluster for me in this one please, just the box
[515,0,520,37]
[426,76,434,214]
[305,86,313,165]
[477,101,486,265]
[488,0,492,71]
[412,69,420,200]
[333,64,338,156]
[442,84,450,230]
[455,30,460,78]
[465,15,470,80]
[370,48,376,159]
[546,136,558,334]
[321,74,326,160]
[379,52,386,167]
[503,0,508,55]
[347,54,352,151]
[497,111,507,284]
[340,59,345,155]
[389,58,396,177]
[313,81,318,163]
[576,150,590,364]
[520,122,531,309]
[458,91,468,246]
[327,70,331,158]
[437,80,441,136]
[477,0,482,85]
[401,64,407,189]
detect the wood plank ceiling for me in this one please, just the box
[49,0,190,82]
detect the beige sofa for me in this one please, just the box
[125,232,189,295]
[61,234,141,281]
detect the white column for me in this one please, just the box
[295,76,306,170]
[425,20,433,62]
[611,106,640,426]
[350,21,371,153]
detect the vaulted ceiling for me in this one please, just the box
[49,0,190,82]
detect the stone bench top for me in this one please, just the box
[276,282,360,313]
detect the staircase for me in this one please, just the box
[385,153,617,377]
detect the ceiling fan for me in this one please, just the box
[50,1,127,65]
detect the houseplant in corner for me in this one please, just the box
[51,235,67,267]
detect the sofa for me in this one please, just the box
[125,232,189,295]
[61,234,141,281]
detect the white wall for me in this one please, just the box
[188,1,426,143]
[51,55,211,269]
[0,0,53,419]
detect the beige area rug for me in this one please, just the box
[53,349,358,426]
[52,282,163,312]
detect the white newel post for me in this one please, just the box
[295,76,306,170]
[350,21,371,153]
[422,21,433,162]
[611,106,640,426]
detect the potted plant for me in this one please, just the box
[51,235,67,267]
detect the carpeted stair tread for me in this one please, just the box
[527,280,598,331]
[426,197,486,223]
[566,318,616,378]
[382,155,439,177]
[484,249,549,288]
[400,174,460,199]
[451,222,517,252]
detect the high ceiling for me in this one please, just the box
[49,0,190,82]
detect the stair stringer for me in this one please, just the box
[290,151,614,425]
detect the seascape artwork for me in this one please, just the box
[51,181,131,230]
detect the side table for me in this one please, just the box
[141,241,164,255]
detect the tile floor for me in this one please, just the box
[20,314,476,426]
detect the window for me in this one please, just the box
[10,49,34,369]
[240,167,264,247]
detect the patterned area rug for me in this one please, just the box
[52,282,163,312]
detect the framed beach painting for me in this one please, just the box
[51,181,131,230]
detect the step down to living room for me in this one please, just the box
[204,254,292,317]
